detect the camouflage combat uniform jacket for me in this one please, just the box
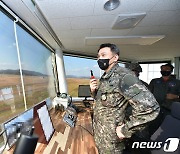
[92,63,160,154]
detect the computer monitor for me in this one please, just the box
[2,108,34,149]
[78,85,91,98]
[2,100,54,149]
[78,85,91,108]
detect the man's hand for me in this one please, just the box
[90,79,98,93]
[166,93,179,100]
[116,124,125,140]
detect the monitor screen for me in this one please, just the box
[37,103,54,142]
[2,100,54,149]
[3,108,33,149]
[78,85,91,98]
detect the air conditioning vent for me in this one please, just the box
[112,13,146,29]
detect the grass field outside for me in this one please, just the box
[0,74,56,147]
[0,76,91,123]
[0,74,55,124]
[67,78,90,97]
[0,76,91,147]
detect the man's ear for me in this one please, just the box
[114,54,119,61]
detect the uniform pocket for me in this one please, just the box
[101,92,125,107]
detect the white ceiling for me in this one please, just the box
[2,0,180,62]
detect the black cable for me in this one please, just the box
[0,122,25,154]
[0,129,9,154]
[0,129,6,137]
[77,125,93,136]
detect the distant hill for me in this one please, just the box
[0,69,47,76]
[66,75,90,79]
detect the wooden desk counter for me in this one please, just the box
[4,102,98,154]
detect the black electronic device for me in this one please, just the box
[14,127,38,154]
[90,70,95,79]
[63,107,77,127]
[3,108,34,149]
[78,85,91,98]
[78,85,91,108]
[2,100,54,150]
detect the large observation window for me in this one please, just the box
[0,11,24,128]
[0,8,57,148]
[64,55,125,97]
[139,63,168,84]
[64,56,100,97]
[16,25,56,108]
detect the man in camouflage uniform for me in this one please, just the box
[125,63,151,153]
[128,63,149,88]
[90,43,160,154]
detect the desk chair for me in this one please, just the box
[151,102,180,154]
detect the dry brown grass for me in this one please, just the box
[0,75,54,123]
[0,76,90,123]
[0,74,21,87]
[67,78,90,97]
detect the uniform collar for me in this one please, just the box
[160,76,175,82]
[101,63,119,79]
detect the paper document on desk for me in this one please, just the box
[37,105,54,141]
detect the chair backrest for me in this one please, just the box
[151,102,180,154]
[171,102,180,120]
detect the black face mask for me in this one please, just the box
[161,71,171,76]
[97,59,110,70]
[97,56,115,70]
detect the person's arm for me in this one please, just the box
[89,79,98,99]
[90,89,97,99]
[166,80,180,100]
[148,79,154,93]
[166,93,179,99]
[176,80,180,100]
[178,80,180,99]
[119,74,160,138]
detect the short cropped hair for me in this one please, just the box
[161,63,174,71]
[98,43,120,56]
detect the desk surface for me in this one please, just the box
[5,102,98,154]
